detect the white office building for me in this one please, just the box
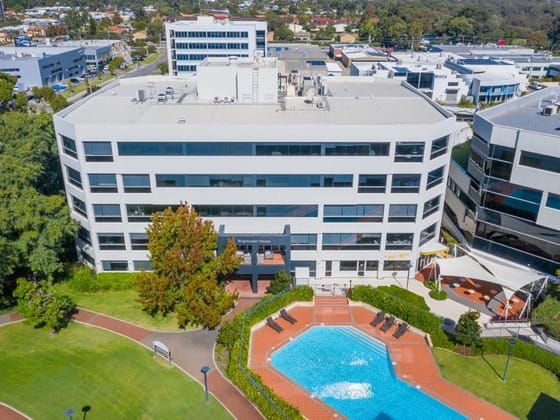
[166,16,267,76]
[54,57,456,293]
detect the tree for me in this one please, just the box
[48,94,68,112]
[455,310,482,350]
[14,278,75,332]
[527,31,549,49]
[108,56,125,75]
[136,204,240,328]
[157,62,169,75]
[0,72,17,103]
[266,270,292,295]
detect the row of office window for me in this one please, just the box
[66,167,445,195]
[174,42,249,50]
[175,53,249,61]
[80,225,437,253]
[174,31,249,38]
[98,259,415,273]
[61,137,448,160]
[71,195,441,223]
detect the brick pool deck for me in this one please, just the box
[250,296,515,420]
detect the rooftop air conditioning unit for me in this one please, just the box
[136,89,145,102]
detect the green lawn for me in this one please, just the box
[55,284,182,331]
[451,141,471,170]
[433,348,560,419]
[0,322,232,420]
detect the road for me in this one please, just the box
[121,53,167,78]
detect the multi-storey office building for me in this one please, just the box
[445,88,560,275]
[166,16,267,76]
[54,57,455,292]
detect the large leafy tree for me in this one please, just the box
[137,204,240,328]
[0,113,76,306]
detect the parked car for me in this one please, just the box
[52,84,68,92]
[69,78,81,85]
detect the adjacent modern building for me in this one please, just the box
[445,88,560,275]
[54,57,456,292]
[166,16,267,76]
[59,39,126,69]
[0,45,86,90]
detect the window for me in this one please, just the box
[395,142,424,162]
[81,251,95,266]
[324,143,390,156]
[93,204,121,222]
[489,145,514,162]
[323,205,383,222]
[155,174,352,188]
[66,166,82,189]
[423,195,441,218]
[255,205,317,217]
[366,261,379,272]
[290,261,316,277]
[102,260,128,271]
[383,260,411,271]
[130,232,149,250]
[133,260,153,271]
[358,175,386,193]
[72,195,87,217]
[340,261,357,271]
[546,193,560,211]
[123,174,151,193]
[77,226,91,245]
[386,233,413,250]
[97,233,126,250]
[388,204,417,222]
[325,260,332,276]
[84,141,113,162]
[427,166,445,190]
[430,136,448,159]
[391,174,420,193]
[127,204,171,222]
[420,224,437,245]
[290,234,317,250]
[519,151,560,174]
[61,135,78,159]
[322,233,381,250]
[88,174,118,193]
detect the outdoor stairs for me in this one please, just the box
[313,296,352,324]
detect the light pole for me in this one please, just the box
[405,262,414,290]
[502,337,516,381]
[200,365,210,404]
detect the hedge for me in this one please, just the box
[66,266,138,293]
[218,286,314,420]
[349,285,453,349]
[476,338,560,379]
[429,289,448,300]
[377,285,430,311]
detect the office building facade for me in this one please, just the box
[166,16,267,76]
[54,57,455,291]
[445,89,560,275]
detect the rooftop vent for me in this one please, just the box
[543,103,560,116]
[157,93,166,103]
[213,96,222,103]
[136,89,145,102]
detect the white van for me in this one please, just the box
[530,81,543,90]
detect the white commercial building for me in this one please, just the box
[54,57,456,293]
[166,16,267,76]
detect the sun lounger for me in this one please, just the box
[280,309,297,324]
[380,316,396,332]
[392,322,409,339]
[370,311,386,327]
[266,317,283,333]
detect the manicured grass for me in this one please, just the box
[433,348,560,419]
[143,52,162,65]
[55,284,182,331]
[0,322,232,419]
[451,141,471,170]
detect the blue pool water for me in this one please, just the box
[270,326,467,420]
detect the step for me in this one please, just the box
[315,296,348,306]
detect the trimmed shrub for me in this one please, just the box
[222,286,313,419]
[67,267,137,293]
[429,289,448,300]
[350,285,453,348]
[532,295,560,341]
[424,280,436,290]
[377,285,430,311]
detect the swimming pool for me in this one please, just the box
[270,326,467,420]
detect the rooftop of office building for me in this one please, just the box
[477,87,560,136]
[0,45,81,60]
[58,72,451,126]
